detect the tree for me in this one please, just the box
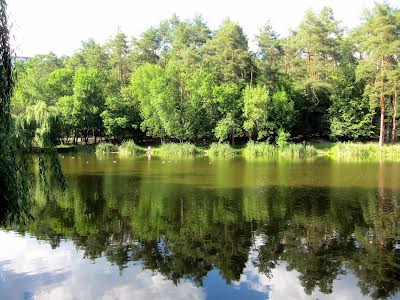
[12,53,63,112]
[353,3,400,145]
[284,7,343,136]
[255,22,284,90]
[131,64,167,141]
[72,67,105,143]
[106,31,130,88]
[203,18,253,85]
[101,87,140,141]
[242,84,271,140]
[131,62,216,142]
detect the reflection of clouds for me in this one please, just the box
[236,235,375,300]
[0,231,205,300]
[0,231,391,300]
[236,236,271,295]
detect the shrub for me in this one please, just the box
[276,129,290,148]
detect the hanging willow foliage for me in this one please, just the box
[15,100,61,149]
[0,0,31,223]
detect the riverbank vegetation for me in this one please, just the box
[243,142,317,158]
[89,140,400,160]
[208,143,237,157]
[10,3,400,155]
[329,142,400,160]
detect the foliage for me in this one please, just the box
[8,4,400,146]
[276,129,290,148]
[242,84,271,140]
[0,0,30,223]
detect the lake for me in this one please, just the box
[1,154,400,300]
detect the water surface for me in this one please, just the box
[1,155,400,299]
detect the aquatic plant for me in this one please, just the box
[243,141,317,158]
[208,143,236,157]
[156,143,198,156]
[119,140,146,155]
[96,143,118,154]
[331,142,400,159]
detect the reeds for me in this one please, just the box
[118,140,146,156]
[208,143,236,157]
[331,142,400,159]
[156,143,199,156]
[95,143,118,154]
[243,141,317,158]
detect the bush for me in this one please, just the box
[276,129,290,148]
[119,140,145,156]
[208,143,236,157]
[96,143,118,154]
[157,143,198,156]
[243,141,317,158]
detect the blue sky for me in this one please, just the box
[8,0,390,57]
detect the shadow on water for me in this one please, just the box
[2,156,400,299]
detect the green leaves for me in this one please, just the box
[242,84,270,140]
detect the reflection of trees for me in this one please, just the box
[4,168,400,298]
[249,184,400,299]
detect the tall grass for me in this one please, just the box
[243,141,317,158]
[118,140,146,156]
[156,143,198,156]
[331,142,400,159]
[208,143,236,157]
[95,143,118,154]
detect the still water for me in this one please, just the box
[1,154,400,300]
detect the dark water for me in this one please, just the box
[1,154,400,300]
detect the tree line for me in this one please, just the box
[12,3,400,146]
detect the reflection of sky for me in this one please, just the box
[0,231,397,300]
[0,231,204,300]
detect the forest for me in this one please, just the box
[11,3,400,148]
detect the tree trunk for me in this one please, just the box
[386,117,391,142]
[392,91,398,143]
[379,57,385,146]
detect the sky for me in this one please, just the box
[7,0,390,57]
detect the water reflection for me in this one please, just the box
[1,156,400,299]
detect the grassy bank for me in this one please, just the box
[242,141,317,158]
